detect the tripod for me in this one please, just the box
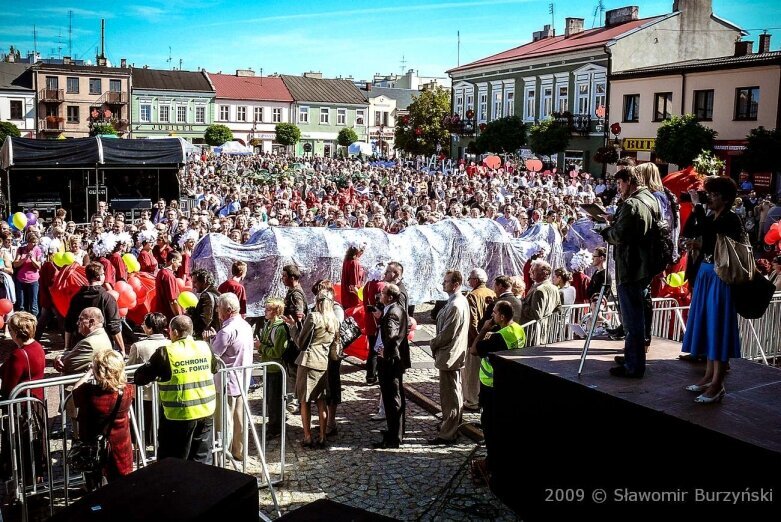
[577,239,613,376]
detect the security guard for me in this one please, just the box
[135,315,218,463]
[469,300,526,483]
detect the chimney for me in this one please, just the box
[62,56,72,65]
[759,33,771,54]
[235,69,255,77]
[605,6,639,27]
[565,18,584,37]
[365,82,372,92]
[120,58,127,68]
[734,40,753,56]
[532,24,555,42]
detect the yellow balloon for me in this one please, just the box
[62,252,76,266]
[666,272,685,288]
[122,253,139,273]
[52,252,66,268]
[12,212,27,230]
[356,286,364,301]
[177,291,198,309]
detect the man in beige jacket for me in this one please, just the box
[463,268,495,411]
[428,270,469,445]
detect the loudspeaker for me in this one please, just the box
[110,198,152,211]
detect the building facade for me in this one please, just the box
[209,70,294,153]
[363,86,419,156]
[130,68,215,143]
[0,62,35,138]
[32,60,132,138]
[282,75,368,157]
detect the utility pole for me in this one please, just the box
[166,46,172,69]
[179,58,183,70]
[400,54,407,76]
[69,10,73,57]
[457,30,460,67]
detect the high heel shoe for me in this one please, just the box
[694,388,726,404]
[685,383,710,392]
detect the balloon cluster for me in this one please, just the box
[122,253,141,273]
[109,280,138,318]
[0,298,12,329]
[7,212,37,232]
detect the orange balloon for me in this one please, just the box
[0,299,12,316]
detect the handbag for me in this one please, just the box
[731,271,776,319]
[67,390,123,474]
[338,317,362,351]
[714,234,755,285]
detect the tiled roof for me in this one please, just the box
[132,68,214,92]
[365,87,420,110]
[448,16,664,74]
[612,51,781,78]
[0,62,33,91]
[33,63,131,75]
[281,75,367,105]
[208,73,293,102]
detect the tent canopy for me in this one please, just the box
[1,136,187,169]
[215,141,252,155]
[348,142,373,155]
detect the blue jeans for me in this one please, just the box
[17,280,40,317]
[617,278,651,376]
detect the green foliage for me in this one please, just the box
[204,124,234,146]
[527,118,571,158]
[90,123,117,136]
[394,86,451,156]
[0,121,21,143]
[743,126,781,173]
[654,114,717,167]
[594,145,619,165]
[275,123,301,147]
[471,116,526,154]
[337,127,359,147]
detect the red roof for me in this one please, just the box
[449,16,664,74]
[208,73,293,102]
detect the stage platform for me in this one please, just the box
[489,337,781,521]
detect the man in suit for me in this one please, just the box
[190,269,221,341]
[55,307,113,374]
[373,283,408,449]
[519,260,560,345]
[428,270,469,445]
[463,268,495,411]
[383,261,411,370]
[485,275,523,324]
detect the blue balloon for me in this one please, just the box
[6,214,17,231]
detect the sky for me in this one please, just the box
[0,0,779,80]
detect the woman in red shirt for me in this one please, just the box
[137,230,158,274]
[340,243,366,310]
[73,349,135,486]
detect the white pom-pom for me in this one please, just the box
[569,249,593,272]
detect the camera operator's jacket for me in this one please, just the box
[601,187,658,285]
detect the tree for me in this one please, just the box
[275,123,301,147]
[654,114,716,167]
[470,116,526,154]
[742,126,781,173]
[90,123,117,136]
[204,124,233,146]
[0,121,21,143]
[527,118,571,158]
[394,86,450,156]
[337,127,359,147]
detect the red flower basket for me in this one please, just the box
[478,123,487,132]
[466,109,475,119]
[414,127,423,136]
[104,109,113,119]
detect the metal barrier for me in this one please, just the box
[738,292,781,363]
[1,360,287,520]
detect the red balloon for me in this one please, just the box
[114,280,131,295]
[0,299,12,316]
[51,265,89,317]
[118,307,128,317]
[129,272,158,324]
[117,288,136,308]
[108,290,120,301]
[128,275,143,294]
[765,222,781,246]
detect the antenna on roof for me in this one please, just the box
[179,58,183,70]
[57,29,63,59]
[166,46,172,69]
[400,54,407,75]
[549,3,555,36]
[457,30,460,67]
[591,0,605,28]
[260,67,263,85]
[68,10,73,57]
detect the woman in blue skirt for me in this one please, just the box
[681,176,744,404]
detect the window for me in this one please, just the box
[525,88,535,120]
[89,78,101,95]
[177,105,187,123]
[557,86,568,112]
[492,90,503,120]
[195,106,205,123]
[623,94,640,122]
[272,107,282,123]
[542,87,553,118]
[466,93,474,115]
[9,100,23,120]
[504,90,514,117]
[337,108,346,125]
[374,111,389,126]
[45,76,58,90]
[455,94,463,116]
[299,106,309,123]
[577,83,589,115]
[140,104,151,122]
[594,82,606,117]
[109,79,121,92]
[66,105,79,123]
[254,107,263,122]
[160,104,170,123]
[219,105,229,121]
[320,107,329,124]
[237,106,247,122]
[735,87,759,120]
[356,109,365,125]
[653,92,672,121]
[478,92,487,122]
[693,90,714,121]
[66,77,79,94]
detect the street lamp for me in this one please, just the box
[377,123,386,158]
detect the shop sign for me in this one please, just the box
[622,138,655,152]
[754,172,772,189]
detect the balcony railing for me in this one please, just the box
[39,88,64,103]
[39,118,64,132]
[114,119,129,133]
[99,91,128,105]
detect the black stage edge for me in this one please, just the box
[49,458,258,521]
[489,339,781,521]
[278,498,398,521]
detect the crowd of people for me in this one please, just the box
[1,150,779,493]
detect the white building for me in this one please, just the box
[362,86,420,157]
[0,62,35,138]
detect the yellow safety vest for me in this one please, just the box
[479,322,526,388]
[159,337,216,421]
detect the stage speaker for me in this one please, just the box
[110,198,152,211]
[49,458,258,521]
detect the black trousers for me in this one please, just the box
[479,383,495,472]
[365,335,378,382]
[157,413,213,464]
[378,359,405,445]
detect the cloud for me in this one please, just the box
[129,5,168,18]
[36,7,115,19]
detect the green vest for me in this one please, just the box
[479,322,526,388]
[159,337,216,421]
